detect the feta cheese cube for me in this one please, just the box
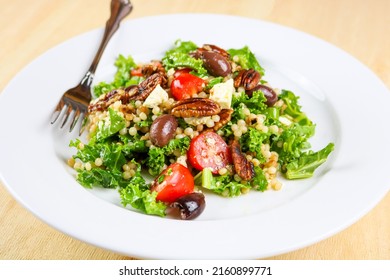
[142,84,169,108]
[209,78,234,109]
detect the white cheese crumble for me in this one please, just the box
[209,78,234,109]
[142,84,169,108]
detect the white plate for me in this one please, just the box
[1,14,389,259]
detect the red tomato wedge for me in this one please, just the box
[151,163,194,203]
[170,71,205,100]
[187,131,231,174]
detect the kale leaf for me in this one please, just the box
[76,168,124,189]
[147,137,191,176]
[119,161,167,216]
[93,54,139,97]
[94,108,126,142]
[279,90,312,126]
[285,143,335,179]
[240,127,269,162]
[271,123,315,166]
[161,40,208,76]
[227,46,265,76]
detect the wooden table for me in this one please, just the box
[1,0,389,259]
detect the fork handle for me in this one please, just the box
[82,0,133,86]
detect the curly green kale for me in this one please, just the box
[93,54,141,97]
[227,46,265,76]
[119,160,167,217]
[147,136,191,176]
[161,40,208,76]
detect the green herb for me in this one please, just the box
[121,139,148,157]
[285,143,335,179]
[162,40,208,76]
[94,108,126,142]
[76,168,124,189]
[240,128,269,162]
[136,115,153,128]
[195,167,267,197]
[251,167,268,191]
[227,46,265,76]
[211,174,251,197]
[164,136,191,155]
[157,174,165,184]
[120,161,167,216]
[263,107,280,126]
[195,169,247,197]
[231,90,267,116]
[93,54,139,97]
[70,139,100,163]
[164,39,198,55]
[147,147,166,176]
[162,52,207,76]
[70,140,125,172]
[272,123,316,166]
[147,136,191,176]
[279,90,312,126]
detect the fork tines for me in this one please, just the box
[51,97,87,134]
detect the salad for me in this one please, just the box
[69,40,334,220]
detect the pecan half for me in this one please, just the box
[129,73,163,101]
[142,61,168,88]
[88,74,162,113]
[171,98,221,118]
[234,69,261,90]
[231,140,255,181]
[88,88,129,113]
[213,108,233,131]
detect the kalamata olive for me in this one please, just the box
[202,44,230,58]
[201,51,232,77]
[149,114,178,147]
[169,192,206,220]
[247,84,278,107]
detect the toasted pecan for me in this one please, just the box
[171,98,221,118]
[213,108,233,131]
[231,140,255,181]
[88,88,128,113]
[88,74,162,113]
[234,69,261,90]
[142,61,168,88]
[129,73,163,101]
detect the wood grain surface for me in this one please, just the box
[0,0,389,259]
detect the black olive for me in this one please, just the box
[247,84,278,107]
[169,192,206,220]
[201,51,232,77]
[149,114,178,147]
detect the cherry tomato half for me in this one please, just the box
[173,68,192,78]
[187,131,231,174]
[130,67,143,77]
[151,163,194,203]
[170,71,205,100]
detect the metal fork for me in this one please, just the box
[51,0,133,134]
